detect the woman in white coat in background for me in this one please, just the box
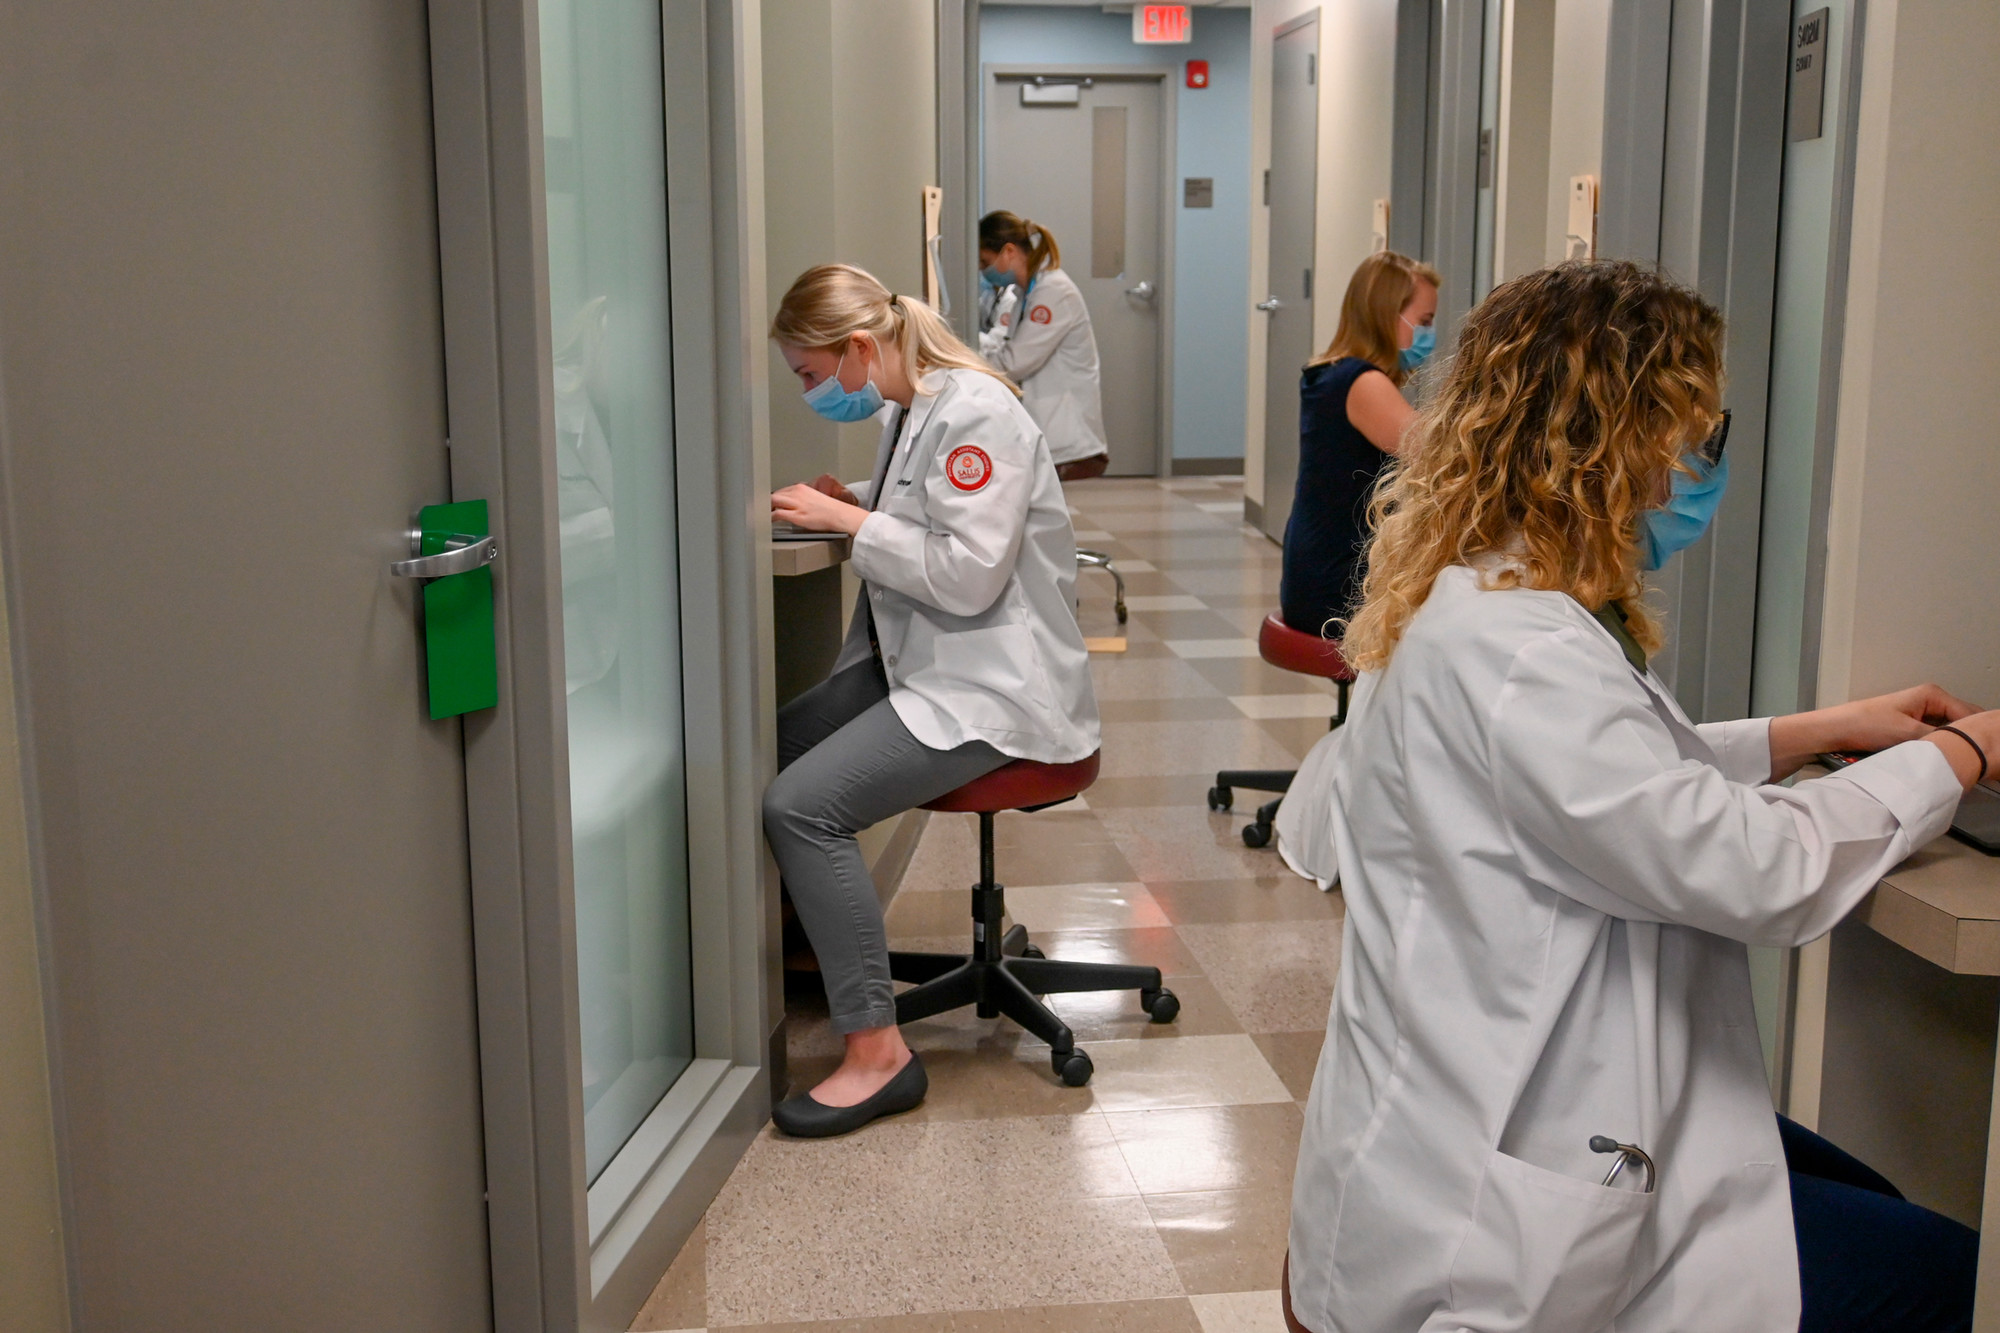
[1283,261,2000,1333]
[976,211,1111,480]
[763,264,1098,1138]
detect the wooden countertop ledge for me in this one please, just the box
[1860,836,2000,975]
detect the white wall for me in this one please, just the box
[1243,0,1399,508]
[1542,0,1609,264]
[1816,0,2000,707]
[761,0,937,490]
[1493,0,1556,282]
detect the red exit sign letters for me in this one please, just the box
[1134,4,1192,44]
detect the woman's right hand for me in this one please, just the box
[809,474,858,506]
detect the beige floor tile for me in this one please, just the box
[1147,1188,1294,1295]
[1089,654,1226,701]
[884,887,981,937]
[712,1316,945,1332]
[1096,721,1298,779]
[1258,716,1338,762]
[1098,696,1244,724]
[1210,603,1282,635]
[1123,594,1210,611]
[1250,1031,1325,1102]
[1046,972,1244,1042]
[1121,537,1275,565]
[1029,926,1203,975]
[1095,806,1302,884]
[895,812,980,894]
[631,1217,706,1330]
[1190,1290,1291,1333]
[992,807,1111,852]
[1134,609,1249,640]
[1166,568,1283,599]
[950,1298,1203,1332]
[1002,881,1170,929]
[704,1120,1178,1324]
[1176,922,1341,1034]
[1106,1102,1304,1193]
[1185,657,1322,697]
[1163,637,1262,659]
[1083,774,1221,808]
[990,837,1138,888]
[1145,878,1342,926]
[1227,694,1341,720]
[898,1043,1104,1121]
[1083,1035,1292,1111]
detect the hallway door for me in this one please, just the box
[985,72,1165,475]
[1259,14,1320,542]
[0,6,490,1329]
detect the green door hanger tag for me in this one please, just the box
[417,500,499,719]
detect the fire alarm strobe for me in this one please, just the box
[1186,60,1210,89]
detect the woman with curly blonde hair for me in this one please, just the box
[1282,261,1999,1333]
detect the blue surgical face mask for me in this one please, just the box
[1400,318,1436,374]
[1640,452,1730,572]
[800,348,884,424]
[980,266,1012,290]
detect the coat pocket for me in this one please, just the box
[1440,1149,1655,1333]
[928,623,1048,733]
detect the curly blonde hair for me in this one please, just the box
[1341,260,1724,670]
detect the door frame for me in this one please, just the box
[1255,8,1321,543]
[981,63,1178,479]
[427,2,776,1330]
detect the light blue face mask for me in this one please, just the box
[980,266,1012,290]
[1640,453,1730,571]
[800,348,884,424]
[1400,319,1436,374]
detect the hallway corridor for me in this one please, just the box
[636,477,1344,1332]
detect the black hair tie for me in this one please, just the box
[1934,724,1990,781]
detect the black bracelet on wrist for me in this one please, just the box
[1934,724,1990,781]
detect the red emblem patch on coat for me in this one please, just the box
[1029,304,1053,324]
[946,445,993,492]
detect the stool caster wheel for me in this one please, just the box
[1116,603,1129,625]
[1207,785,1233,812]
[1242,820,1272,848]
[1141,986,1180,1024]
[1054,1048,1093,1087]
[1022,944,1046,960]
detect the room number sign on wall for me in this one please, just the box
[1790,8,1829,142]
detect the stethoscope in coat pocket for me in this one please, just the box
[1591,1136,1657,1192]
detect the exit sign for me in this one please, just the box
[1134,4,1191,44]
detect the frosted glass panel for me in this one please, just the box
[539,0,694,1183]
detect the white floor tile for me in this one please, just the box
[1196,501,1244,514]
[1084,1034,1293,1111]
[1192,1290,1291,1332]
[1124,594,1209,612]
[1229,692,1341,719]
[1165,638,1262,658]
[1072,529,1116,542]
[1116,558,1158,572]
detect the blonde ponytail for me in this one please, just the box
[979,210,1061,284]
[771,263,1019,395]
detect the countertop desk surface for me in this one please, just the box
[770,535,851,577]
[1861,835,2000,975]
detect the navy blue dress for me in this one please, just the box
[1280,357,1394,636]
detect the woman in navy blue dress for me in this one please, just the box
[1280,252,1440,636]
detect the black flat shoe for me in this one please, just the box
[771,1052,928,1138]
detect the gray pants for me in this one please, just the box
[764,660,1007,1033]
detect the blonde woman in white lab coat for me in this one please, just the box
[764,263,1098,1138]
[976,211,1110,478]
[1283,260,2000,1333]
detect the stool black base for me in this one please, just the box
[1209,676,1352,847]
[888,810,1178,1086]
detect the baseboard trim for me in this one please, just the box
[1169,456,1246,476]
[1244,497,1264,529]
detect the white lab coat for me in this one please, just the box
[1287,564,1964,1333]
[983,268,1109,466]
[835,367,1099,764]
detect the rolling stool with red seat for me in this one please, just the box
[1057,453,1127,625]
[1208,615,1357,848]
[888,751,1179,1086]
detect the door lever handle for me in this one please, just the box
[391,534,498,578]
[1255,296,1282,312]
[1124,279,1156,302]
